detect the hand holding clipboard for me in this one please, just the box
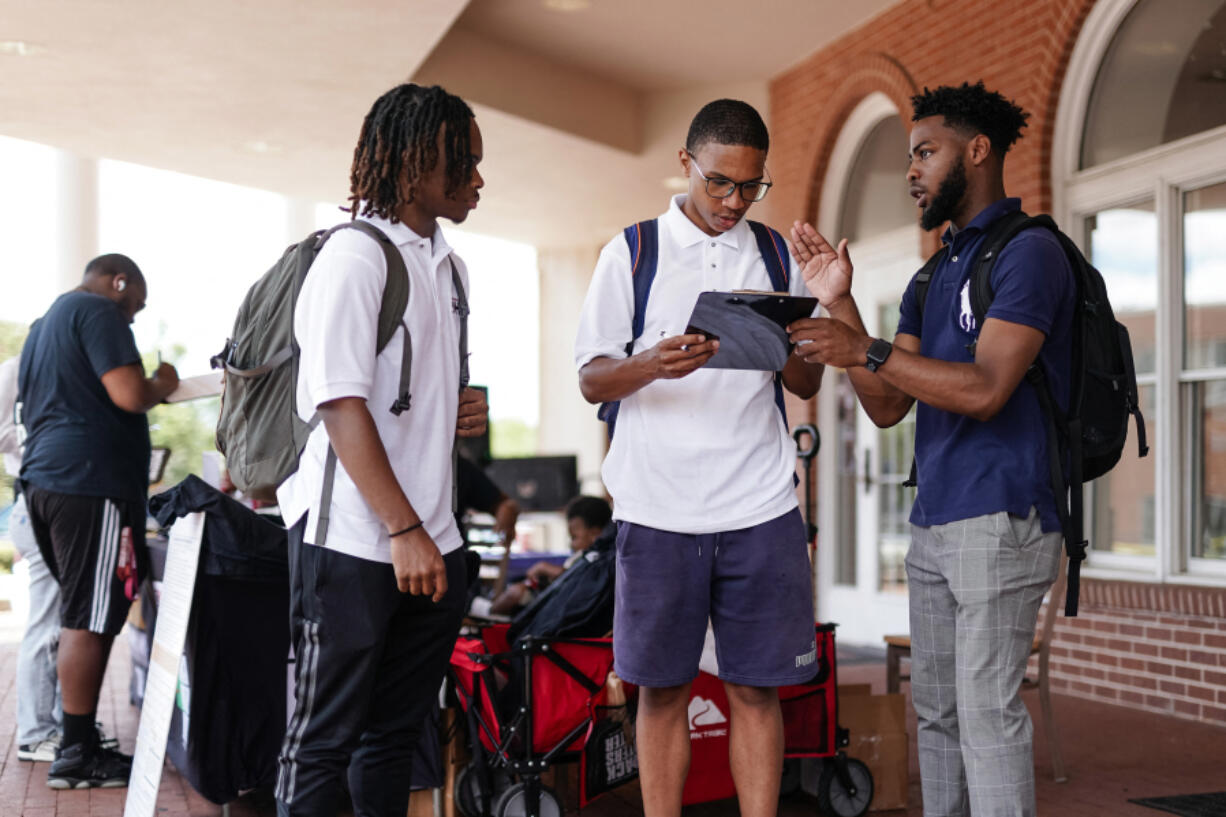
[685,290,819,371]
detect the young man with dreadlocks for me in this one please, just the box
[788,82,1073,817]
[575,99,823,817]
[274,83,486,817]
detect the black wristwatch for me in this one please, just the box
[865,338,893,372]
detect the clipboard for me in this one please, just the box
[165,372,223,403]
[685,290,818,371]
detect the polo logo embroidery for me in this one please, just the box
[959,279,977,333]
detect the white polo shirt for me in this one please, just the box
[277,214,466,564]
[574,195,809,534]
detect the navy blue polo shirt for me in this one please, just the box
[18,291,151,504]
[897,198,1075,533]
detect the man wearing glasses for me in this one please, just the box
[575,99,823,817]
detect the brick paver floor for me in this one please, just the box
[2,607,1224,816]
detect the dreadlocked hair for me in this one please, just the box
[910,81,1029,156]
[348,84,475,223]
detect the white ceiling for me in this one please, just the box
[457,0,894,92]
[0,0,895,248]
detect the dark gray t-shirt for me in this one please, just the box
[18,291,150,503]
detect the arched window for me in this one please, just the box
[1056,0,1226,579]
[1081,0,1226,168]
[838,116,914,243]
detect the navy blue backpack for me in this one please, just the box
[596,218,794,438]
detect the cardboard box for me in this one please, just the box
[838,689,909,812]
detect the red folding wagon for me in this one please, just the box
[682,623,874,816]
[448,623,637,817]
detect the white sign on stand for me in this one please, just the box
[124,512,205,817]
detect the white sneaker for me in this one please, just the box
[96,723,119,751]
[18,735,61,763]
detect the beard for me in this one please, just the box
[920,156,967,231]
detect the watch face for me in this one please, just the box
[866,338,892,370]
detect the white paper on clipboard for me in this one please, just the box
[164,372,223,403]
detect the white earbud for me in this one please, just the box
[116,279,127,292]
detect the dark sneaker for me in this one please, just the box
[46,742,132,789]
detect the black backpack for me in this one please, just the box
[506,525,616,647]
[908,211,1148,616]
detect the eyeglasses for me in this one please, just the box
[686,152,772,202]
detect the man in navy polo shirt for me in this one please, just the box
[787,82,1073,817]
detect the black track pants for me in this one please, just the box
[276,519,467,817]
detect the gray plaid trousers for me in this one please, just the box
[905,508,1062,817]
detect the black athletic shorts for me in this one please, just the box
[24,486,148,636]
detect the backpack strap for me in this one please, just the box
[314,220,414,546]
[965,210,1041,332]
[1026,363,1087,615]
[748,220,791,292]
[911,247,946,329]
[901,247,947,489]
[451,257,470,390]
[597,220,660,436]
[449,256,469,514]
[627,219,660,346]
[749,220,794,435]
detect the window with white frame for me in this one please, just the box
[1057,0,1226,578]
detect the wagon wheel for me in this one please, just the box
[492,781,562,817]
[455,761,512,817]
[816,756,873,817]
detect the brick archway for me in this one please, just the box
[796,52,920,250]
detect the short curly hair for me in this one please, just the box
[565,496,612,531]
[910,81,1029,156]
[685,99,769,154]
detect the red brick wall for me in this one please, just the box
[768,0,1226,727]
[762,0,1096,254]
[1041,582,1226,727]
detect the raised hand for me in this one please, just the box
[790,221,854,308]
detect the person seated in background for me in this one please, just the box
[472,495,612,617]
[455,454,519,549]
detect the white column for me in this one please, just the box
[536,244,606,496]
[54,152,98,291]
[286,197,320,242]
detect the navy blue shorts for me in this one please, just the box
[613,508,816,688]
